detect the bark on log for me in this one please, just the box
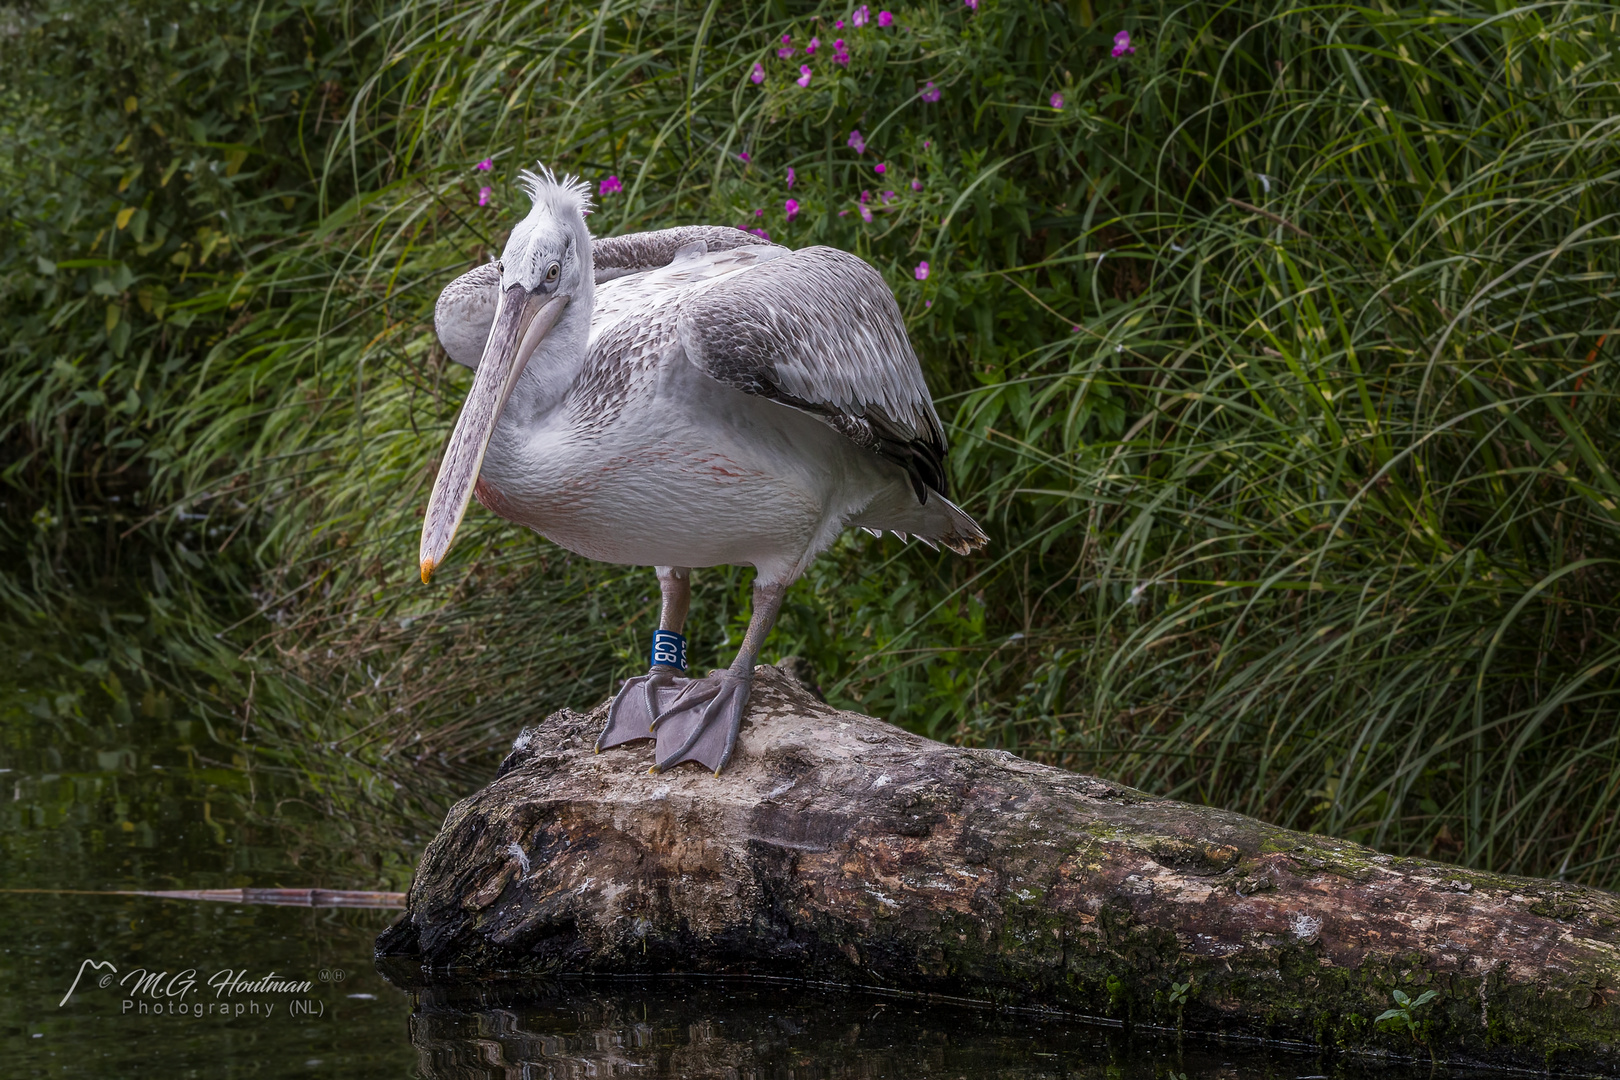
[377,665,1620,1072]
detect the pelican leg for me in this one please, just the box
[653,580,786,775]
[596,567,692,752]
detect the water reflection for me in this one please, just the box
[1,632,417,1078]
[396,977,1439,1080]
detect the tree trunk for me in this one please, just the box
[377,665,1620,1071]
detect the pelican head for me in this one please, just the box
[418,166,594,583]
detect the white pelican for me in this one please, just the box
[422,167,986,774]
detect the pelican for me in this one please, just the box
[422,166,986,774]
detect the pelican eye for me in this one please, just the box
[545,262,560,283]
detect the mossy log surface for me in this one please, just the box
[377,666,1620,1072]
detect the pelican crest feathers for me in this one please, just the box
[517,165,594,218]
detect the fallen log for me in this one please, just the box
[377,665,1620,1072]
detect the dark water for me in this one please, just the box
[2,629,1467,1079]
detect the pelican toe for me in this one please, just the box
[651,671,753,775]
[597,667,687,752]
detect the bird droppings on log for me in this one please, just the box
[376,664,1620,1073]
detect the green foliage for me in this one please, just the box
[1376,987,1437,1043]
[3,0,1619,891]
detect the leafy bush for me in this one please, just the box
[3,0,1618,886]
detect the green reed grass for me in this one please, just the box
[3,0,1617,886]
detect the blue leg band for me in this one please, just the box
[651,630,687,672]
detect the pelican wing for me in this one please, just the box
[433,227,778,368]
[677,245,949,501]
[433,261,501,367]
[592,225,777,282]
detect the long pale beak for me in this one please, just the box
[419,285,568,583]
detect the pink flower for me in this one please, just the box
[474,158,493,172]
[806,36,819,55]
[860,189,871,204]
[923,140,931,148]
[754,208,764,217]
[920,81,941,103]
[914,261,930,280]
[878,11,893,27]
[835,18,845,28]
[1050,92,1064,109]
[738,151,751,163]
[477,186,493,206]
[750,227,771,240]
[786,167,796,188]
[859,204,873,223]
[964,0,977,9]
[796,65,813,87]
[847,129,866,154]
[1071,325,1082,333]
[852,5,870,27]
[874,163,886,174]
[834,46,851,65]
[1112,30,1135,57]
[925,298,932,308]
[777,34,794,58]
[751,62,765,83]
[881,190,895,203]
[911,178,923,191]
[599,175,623,195]
[785,198,800,221]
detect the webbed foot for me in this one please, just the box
[652,670,753,775]
[596,666,687,752]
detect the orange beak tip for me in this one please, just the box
[420,559,435,584]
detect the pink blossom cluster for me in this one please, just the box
[599,175,623,195]
[761,10,893,91]
[1112,30,1135,57]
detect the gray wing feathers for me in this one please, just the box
[434,261,501,367]
[676,246,950,499]
[434,228,782,367]
[593,226,779,283]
